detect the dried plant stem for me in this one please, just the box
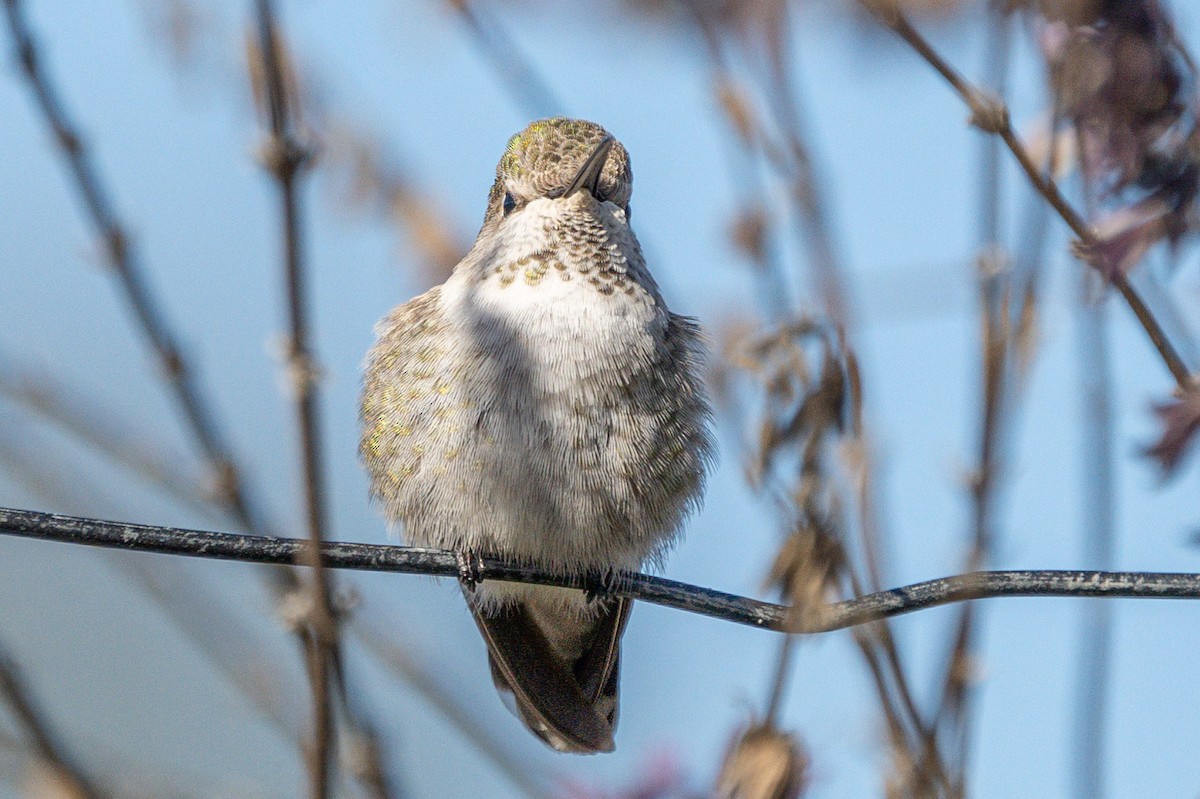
[925,9,1017,794]
[871,5,1194,390]
[0,13,329,769]
[446,0,562,118]
[353,617,553,799]
[4,507,1200,634]
[693,15,792,319]
[999,123,1189,385]
[2,0,312,676]
[760,8,942,782]
[759,3,851,330]
[251,7,399,796]
[865,621,929,747]
[0,361,215,519]
[847,568,950,794]
[696,7,943,780]
[1071,140,1116,799]
[1072,274,1116,799]
[249,2,339,797]
[1,0,265,535]
[762,634,796,726]
[326,655,399,799]
[0,648,105,799]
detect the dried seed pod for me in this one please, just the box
[715,722,808,799]
[764,522,845,630]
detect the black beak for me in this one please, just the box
[562,136,615,199]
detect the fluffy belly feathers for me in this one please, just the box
[360,272,704,583]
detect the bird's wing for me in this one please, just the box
[467,595,631,754]
[573,596,631,717]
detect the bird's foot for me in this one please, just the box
[584,567,621,604]
[455,549,485,592]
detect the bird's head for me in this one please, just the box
[482,117,633,230]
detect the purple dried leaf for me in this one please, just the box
[1145,388,1200,476]
[1086,193,1172,277]
[1043,1,1196,195]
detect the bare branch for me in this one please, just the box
[866,3,1195,390]
[696,5,937,767]
[352,616,553,799]
[2,507,1199,635]
[1070,126,1118,799]
[446,0,563,118]
[246,2,338,797]
[0,646,106,799]
[1,0,266,535]
[926,6,1019,792]
[0,358,213,518]
[0,20,342,777]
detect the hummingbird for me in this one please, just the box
[359,117,713,753]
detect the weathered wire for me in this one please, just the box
[2,506,1198,634]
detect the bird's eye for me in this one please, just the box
[502,192,517,215]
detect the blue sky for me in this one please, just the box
[2,1,1200,797]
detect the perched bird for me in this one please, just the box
[359,118,713,753]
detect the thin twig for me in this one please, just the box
[248,2,337,797]
[3,507,1199,634]
[740,6,938,781]
[1,14,330,771]
[869,4,1194,390]
[845,568,951,793]
[0,387,525,799]
[1070,130,1117,799]
[759,2,851,331]
[352,616,553,799]
[1,0,265,535]
[693,8,793,320]
[2,0,317,709]
[0,359,213,519]
[0,647,106,799]
[0,426,375,799]
[445,0,563,118]
[1071,279,1117,799]
[762,632,796,727]
[925,6,1016,794]
[326,655,400,799]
